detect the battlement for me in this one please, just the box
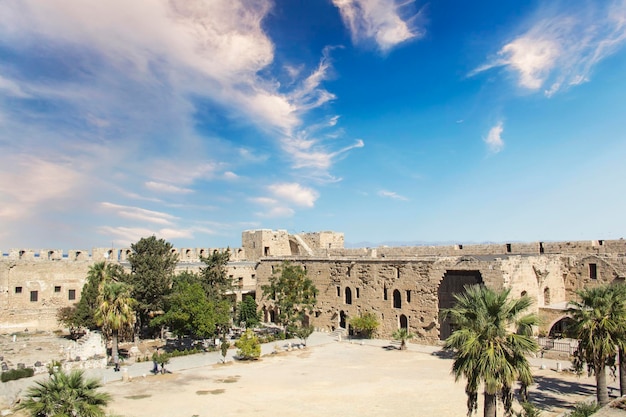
[1,246,245,262]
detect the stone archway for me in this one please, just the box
[339,310,347,329]
[548,316,574,338]
[345,287,352,305]
[399,314,408,329]
[437,270,483,340]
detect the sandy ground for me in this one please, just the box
[101,340,605,417]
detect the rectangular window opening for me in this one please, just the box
[589,263,598,280]
[68,289,76,300]
[336,286,341,297]
[54,286,61,293]
[356,288,360,298]
[506,243,512,253]
[264,246,270,256]
[30,290,38,302]
[406,290,411,303]
[383,285,388,301]
[15,286,22,294]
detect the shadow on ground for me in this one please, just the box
[528,374,596,411]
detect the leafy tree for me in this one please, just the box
[567,285,625,406]
[57,306,82,339]
[198,250,232,300]
[126,236,178,327]
[151,281,226,340]
[442,285,539,417]
[237,295,260,327]
[609,284,626,397]
[71,262,126,331]
[392,328,414,350]
[261,261,318,334]
[349,312,380,338]
[95,281,136,365]
[291,325,314,346]
[235,329,261,360]
[17,369,111,417]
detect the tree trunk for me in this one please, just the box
[112,332,119,366]
[619,348,626,397]
[596,363,610,406]
[483,391,497,417]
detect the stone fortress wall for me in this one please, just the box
[2,230,626,342]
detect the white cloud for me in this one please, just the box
[484,122,504,153]
[97,226,194,247]
[100,202,179,225]
[145,181,193,194]
[378,190,409,201]
[268,183,319,207]
[332,0,421,51]
[472,2,626,95]
[255,206,295,218]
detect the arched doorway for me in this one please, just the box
[345,287,352,305]
[437,270,483,340]
[399,314,408,329]
[393,289,401,308]
[339,310,347,329]
[549,316,574,338]
[269,309,276,323]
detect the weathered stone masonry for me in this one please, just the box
[2,231,626,342]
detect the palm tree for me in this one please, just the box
[17,369,110,417]
[609,284,626,397]
[95,281,136,366]
[442,285,539,417]
[392,328,414,350]
[567,285,625,406]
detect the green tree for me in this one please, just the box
[349,312,380,338]
[237,295,260,327]
[609,284,626,397]
[151,281,225,340]
[292,325,315,346]
[198,250,232,300]
[72,262,126,331]
[235,329,261,360]
[126,236,178,328]
[261,261,318,335]
[17,369,111,417]
[392,328,414,350]
[442,285,539,417]
[95,281,136,366]
[567,285,625,406]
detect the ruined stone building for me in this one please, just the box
[2,230,626,343]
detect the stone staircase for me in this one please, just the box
[329,328,347,341]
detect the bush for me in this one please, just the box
[1,367,34,382]
[235,329,261,360]
[566,402,600,417]
[349,312,380,338]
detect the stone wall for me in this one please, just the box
[2,232,626,341]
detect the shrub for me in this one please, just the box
[1,367,34,382]
[566,402,600,417]
[235,329,261,360]
[349,312,380,338]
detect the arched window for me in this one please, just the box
[393,289,401,309]
[399,314,408,329]
[345,287,352,305]
[521,290,527,297]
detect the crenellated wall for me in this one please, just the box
[2,231,625,340]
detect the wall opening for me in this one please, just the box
[48,251,54,260]
[15,286,22,294]
[336,286,341,297]
[589,263,598,279]
[345,287,352,305]
[383,284,388,301]
[543,287,551,305]
[549,317,574,338]
[399,314,408,329]
[19,250,25,259]
[54,286,61,293]
[506,243,512,253]
[30,290,38,302]
[356,288,360,298]
[264,246,270,256]
[521,290,527,297]
[396,267,400,279]
[406,290,411,303]
[340,310,347,329]
[68,289,76,300]
[393,289,401,309]
[539,242,544,254]
[437,270,483,340]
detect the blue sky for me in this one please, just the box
[1,0,626,250]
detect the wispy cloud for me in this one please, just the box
[268,183,319,207]
[145,181,193,194]
[332,0,422,52]
[378,190,409,201]
[101,202,179,225]
[484,122,504,153]
[472,1,626,96]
